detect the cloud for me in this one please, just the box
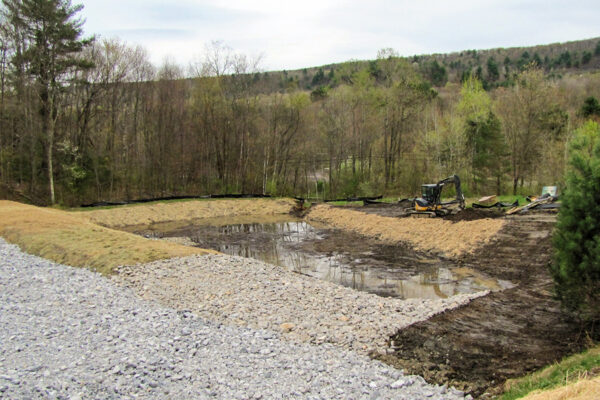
[79,0,600,71]
[106,29,193,39]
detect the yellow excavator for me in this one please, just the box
[413,174,465,217]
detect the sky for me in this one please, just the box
[79,0,600,71]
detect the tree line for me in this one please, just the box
[1,0,599,206]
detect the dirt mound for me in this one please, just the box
[78,198,296,228]
[307,205,505,257]
[442,208,505,222]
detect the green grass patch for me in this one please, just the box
[500,345,600,400]
[327,200,365,206]
[495,195,529,206]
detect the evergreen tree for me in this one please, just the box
[486,57,499,82]
[4,0,93,204]
[581,96,600,118]
[552,121,600,322]
[582,51,592,65]
[311,67,325,86]
[423,60,447,87]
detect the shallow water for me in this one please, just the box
[133,219,511,299]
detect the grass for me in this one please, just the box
[0,200,216,275]
[66,196,227,211]
[495,195,529,206]
[76,198,296,228]
[500,344,600,400]
[326,200,365,206]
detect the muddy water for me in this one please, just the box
[132,218,510,299]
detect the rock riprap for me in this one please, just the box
[113,254,486,355]
[0,238,470,399]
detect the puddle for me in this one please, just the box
[131,219,511,299]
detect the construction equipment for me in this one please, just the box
[506,187,559,215]
[412,175,466,217]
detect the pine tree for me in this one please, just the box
[3,0,93,204]
[551,121,600,322]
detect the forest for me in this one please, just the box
[1,0,600,206]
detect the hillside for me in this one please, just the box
[257,37,600,92]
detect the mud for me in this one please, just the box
[356,202,506,222]
[130,218,508,300]
[375,212,587,399]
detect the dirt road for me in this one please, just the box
[376,212,585,398]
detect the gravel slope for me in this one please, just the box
[0,239,468,399]
[114,255,486,355]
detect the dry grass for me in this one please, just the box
[77,198,296,228]
[306,204,505,257]
[519,376,600,400]
[0,200,216,274]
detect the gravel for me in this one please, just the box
[114,254,486,355]
[0,238,470,399]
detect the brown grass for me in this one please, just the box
[0,201,216,274]
[77,198,296,228]
[306,205,505,257]
[519,376,600,400]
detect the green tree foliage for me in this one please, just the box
[582,51,592,65]
[422,60,447,87]
[3,0,92,203]
[310,85,328,101]
[486,57,499,82]
[551,121,600,322]
[459,76,506,193]
[311,67,325,86]
[558,51,572,68]
[581,96,600,118]
[595,41,600,56]
[517,51,530,70]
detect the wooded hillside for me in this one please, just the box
[1,1,600,206]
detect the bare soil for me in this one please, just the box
[374,212,587,399]
[307,204,505,257]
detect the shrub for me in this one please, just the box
[551,121,600,322]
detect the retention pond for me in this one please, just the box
[128,216,509,300]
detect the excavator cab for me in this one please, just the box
[415,184,442,211]
[413,175,465,216]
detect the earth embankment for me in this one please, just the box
[0,201,215,274]
[307,204,505,257]
[79,198,296,228]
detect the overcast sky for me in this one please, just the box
[79,0,600,71]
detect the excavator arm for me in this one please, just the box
[436,175,465,209]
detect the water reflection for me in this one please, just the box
[138,220,510,299]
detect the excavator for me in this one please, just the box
[412,174,465,217]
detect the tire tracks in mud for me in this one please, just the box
[375,213,586,399]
